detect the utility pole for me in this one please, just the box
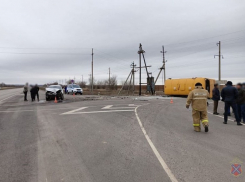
[131,62,136,95]
[155,46,167,85]
[214,41,223,81]
[137,43,153,95]
[118,69,132,95]
[161,46,167,83]
[109,67,110,86]
[138,44,143,96]
[218,41,221,81]
[82,75,83,83]
[91,48,94,94]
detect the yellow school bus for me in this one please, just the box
[164,77,215,98]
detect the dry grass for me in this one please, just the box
[0,87,16,90]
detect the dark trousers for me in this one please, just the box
[213,100,219,113]
[224,102,240,123]
[237,104,245,122]
[24,91,27,100]
[31,93,35,101]
[36,93,39,101]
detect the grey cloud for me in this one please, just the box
[0,0,245,84]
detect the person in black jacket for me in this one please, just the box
[236,83,245,123]
[221,81,242,125]
[30,85,35,101]
[34,84,40,102]
[212,83,220,115]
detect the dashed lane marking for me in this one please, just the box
[61,107,88,115]
[207,111,245,125]
[0,110,34,113]
[62,110,134,114]
[135,105,178,182]
[0,94,19,103]
[102,105,113,109]
[61,105,137,115]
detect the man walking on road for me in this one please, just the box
[186,82,209,132]
[236,83,245,124]
[23,83,28,101]
[221,81,242,125]
[212,83,220,115]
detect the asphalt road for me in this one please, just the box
[0,89,244,182]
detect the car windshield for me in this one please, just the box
[48,85,61,89]
[73,85,80,88]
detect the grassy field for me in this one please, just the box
[0,87,17,90]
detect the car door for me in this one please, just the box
[67,85,71,93]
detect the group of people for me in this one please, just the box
[23,83,40,102]
[212,81,245,125]
[186,81,245,133]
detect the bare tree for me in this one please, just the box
[66,79,73,84]
[88,76,96,89]
[77,81,87,88]
[109,75,117,90]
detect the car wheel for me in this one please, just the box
[80,93,83,95]
[46,96,49,101]
[61,94,64,100]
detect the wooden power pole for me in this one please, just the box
[131,62,136,95]
[109,67,110,86]
[155,46,167,85]
[91,48,94,94]
[214,41,223,81]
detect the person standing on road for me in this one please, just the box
[64,85,67,94]
[23,82,28,101]
[34,84,40,102]
[186,82,209,132]
[30,85,35,101]
[221,81,242,125]
[236,83,245,124]
[212,83,220,115]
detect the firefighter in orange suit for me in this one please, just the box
[186,82,209,132]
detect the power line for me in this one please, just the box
[0,47,91,50]
[0,52,90,55]
[164,29,245,47]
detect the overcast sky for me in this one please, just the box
[1,0,245,85]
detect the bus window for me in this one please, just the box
[205,79,210,93]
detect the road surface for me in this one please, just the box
[0,88,244,182]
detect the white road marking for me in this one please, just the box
[207,111,245,125]
[61,110,134,115]
[61,107,88,115]
[0,94,18,103]
[102,104,137,110]
[135,106,178,182]
[0,110,34,113]
[61,105,137,115]
[102,105,113,109]
[128,104,141,106]
[105,107,136,109]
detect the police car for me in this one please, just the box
[66,84,83,95]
